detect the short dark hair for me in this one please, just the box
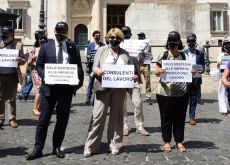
[222,40,230,52]
[92,30,100,37]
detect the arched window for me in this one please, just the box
[74,24,88,49]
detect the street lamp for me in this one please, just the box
[39,0,45,32]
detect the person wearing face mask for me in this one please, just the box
[217,40,230,115]
[17,31,48,104]
[183,33,204,104]
[83,28,137,158]
[184,33,205,125]
[85,31,104,105]
[120,26,150,136]
[155,31,189,153]
[25,22,84,160]
[0,26,26,128]
[138,32,153,105]
[28,30,48,116]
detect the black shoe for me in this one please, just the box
[25,148,43,160]
[53,147,65,158]
[147,99,152,105]
[197,98,201,104]
[0,120,4,128]
[17,95,27,102]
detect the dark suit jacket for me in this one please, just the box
[36,39,84,96]
[184,49,205,85]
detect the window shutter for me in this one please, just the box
[210,11,213,31]
[22,9,27,30]
[223,10,228,32]
[6,8,16,29]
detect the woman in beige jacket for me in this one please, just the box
[84,28,137,157]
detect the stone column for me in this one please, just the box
[62,0,67,22]
[95,0,101,31]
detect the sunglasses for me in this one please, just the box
[110,36,121,40]
[168,41,178,44]
[187,40,196,43]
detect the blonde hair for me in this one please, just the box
[107,28,124,41]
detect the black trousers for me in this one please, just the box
[35,85,73,150]
[156,94,189,143]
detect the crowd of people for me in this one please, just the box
[0,21,230,161]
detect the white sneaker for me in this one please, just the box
[110,145,119,155]
[83,150,92,158]
[111,148,119,155]
[136,127,150,136]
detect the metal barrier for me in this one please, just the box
[203,41,221,75]
[23,43,221,75]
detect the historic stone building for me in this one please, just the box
[1,0,230,48]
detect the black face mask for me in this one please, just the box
[1,35,9,41]
[55,33,66,43]
[124,35,131,40]
[1,35,13,44]
[224,45,230,52]
[188,43,197,49]
[138,36,145,40]
[94,36,100,42]
[109,38,120,48]
[168,42,178,49]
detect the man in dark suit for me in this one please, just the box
[26,22,84,160]
[184,33,205,125]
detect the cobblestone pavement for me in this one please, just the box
[1,75,230,165]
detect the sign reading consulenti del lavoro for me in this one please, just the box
[0,49,19,67]
[102,64,134,88]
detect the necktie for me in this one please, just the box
[57,42,63,64]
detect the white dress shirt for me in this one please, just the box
[55,39,69,64]
[187,51,196,65]
[105,48,125,65]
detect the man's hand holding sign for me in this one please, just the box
[191,64,204,77]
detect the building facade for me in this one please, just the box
[1,0,229,48]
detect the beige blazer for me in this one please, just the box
[93,45,130,92]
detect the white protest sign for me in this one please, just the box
[161,60,192,82]
[121,39,149,57]
[0,49,19,67]
[220,56,230,69]
[89,50,97,62]
[192,64,203,78]
[144,52,152,64]
[102,64,134,88]
[45,64,79,85]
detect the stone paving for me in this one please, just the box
[1,75,230,165]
